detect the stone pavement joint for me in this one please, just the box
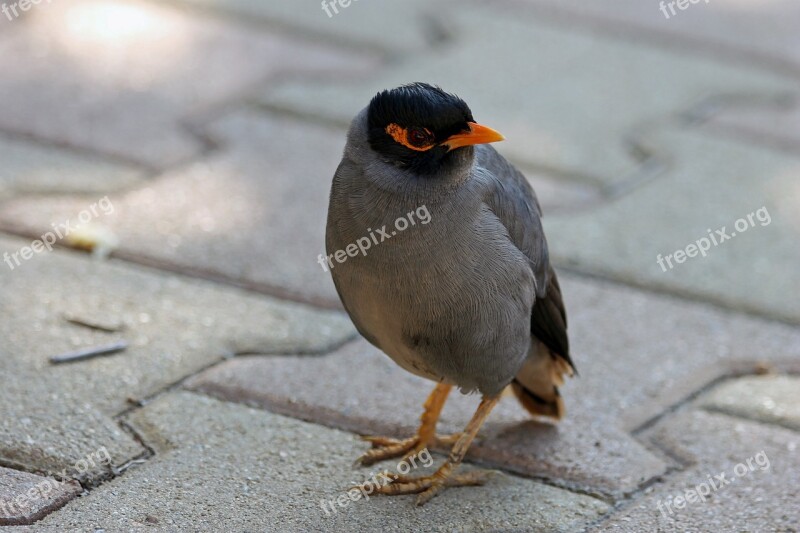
[0,467,82,526]
[0,132,148,203]
[700,375,800,432]
[0,112,375,307]
[598,410,800,531]
[593,374,800,530]
[632,360,800,427]
[0,0,379,169]
[547,123,800,325]
[700,94,800,154]
[171,0,461,54]
[0,234,354,500]
[505,0,800,77]
[33,391,610,531]
[258,3,796,189]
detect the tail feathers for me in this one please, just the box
[511,344,575,421]
[511,380,564,420]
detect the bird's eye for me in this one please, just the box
[408,127,432,147]
[386,123,435,151]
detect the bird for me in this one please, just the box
[325,82,575,506]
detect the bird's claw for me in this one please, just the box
[353,469,494,506]
[357,433,462,466]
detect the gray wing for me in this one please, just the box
[477,145,573,368]
[476,144,550,298]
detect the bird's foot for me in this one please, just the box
[353,467,494,506]
[357,433,461,466]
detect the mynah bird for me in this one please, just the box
[325,83,575,505]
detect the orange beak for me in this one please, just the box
[442,122,505,151]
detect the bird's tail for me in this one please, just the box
[510,340,574,420]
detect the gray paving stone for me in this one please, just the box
[0,234,353,483]
[172,0,455,53]
[701,375,800,432]
[0,134,145,202]
[597,410,800,532]
[705,98,800,153]
[546,124,800,324]
[36,391,610,532]
[186,272,800,498]
[0,0,377,169]
[0,379,142,484]
[524,174,602,213]
[0,467,81,526]
[515,0,800,74]
[0,113,344,305]
[259,5,795,186]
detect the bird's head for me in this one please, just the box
[366,83,505,176]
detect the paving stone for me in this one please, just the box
[0,113,344,305]
[34,391,610,531]
[526,175,602,214]
[597,410,800,532]
[546,124,800,324]
[700,375,800,432]
[0,0,377,169]
[186,272,800,498]
[514,0,800,74]
[705,98,800,153]
[0,379,142,484]
[0,234,354,483]
[0,467,81,526]
[259,5,796,186]
[0,133,146,202]
[172,0,455,53]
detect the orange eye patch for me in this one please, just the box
[385,123,435,151]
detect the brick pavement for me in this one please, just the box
[0,0,798,530]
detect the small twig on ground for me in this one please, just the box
[50,340,129,365]
[63,313,125,333]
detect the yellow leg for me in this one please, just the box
[357,382,460,465]
[356,394,502,505]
